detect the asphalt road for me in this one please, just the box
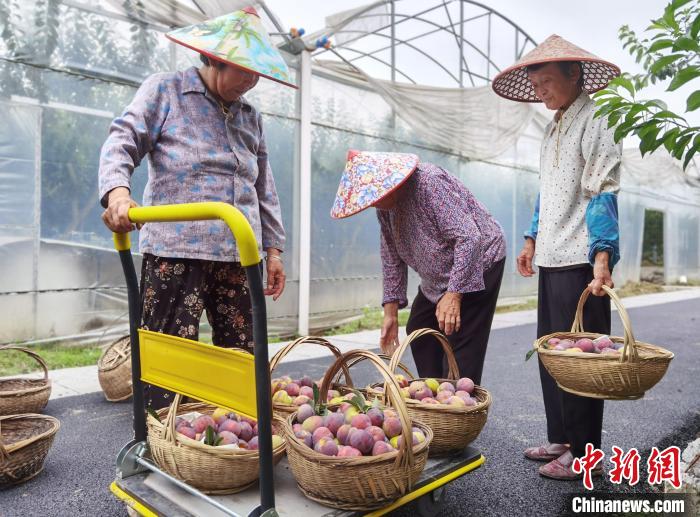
[3,298,699,517]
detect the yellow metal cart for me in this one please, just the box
[109,202,485,517]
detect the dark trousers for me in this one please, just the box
[405,258,505,385]
[537,265,611,458]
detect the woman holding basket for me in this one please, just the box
[492,35,622,480]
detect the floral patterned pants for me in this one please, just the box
[139,253,254,409]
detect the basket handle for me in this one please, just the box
[320,350,416,471]
[0,345,49,382]
[161,393,186,444]
[0,418,8,463]
[269,336,353,387]
[570,285,638,362]
[388,328,460,380]
[329,353,414,387]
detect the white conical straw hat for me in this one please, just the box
[492,34,620,102]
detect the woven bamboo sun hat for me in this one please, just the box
[492,34,620,102]
[166,6,296,88]
[330,150,419,219]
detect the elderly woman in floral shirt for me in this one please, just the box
[331,150,506,385]
[99,8,294,408]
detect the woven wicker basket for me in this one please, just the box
[536,285,674,400]
[269,336,352,417]
[371,329,491,455]
[146,394,286,494]
[0,346,52,416]
[283,350,432,511]
[0,413,60,487]
[97,335,132,402]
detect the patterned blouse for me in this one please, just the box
[378,163,506,307]
[98,66,285,262]
[524,91,621,268]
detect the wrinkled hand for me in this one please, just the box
[517,238,536,277]
[265,251,286,301]
[436,292,462,336]
[589,251,614,296]
[101,187,140,233]
[380,303,400,355]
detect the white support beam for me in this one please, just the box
[297,50,312,336]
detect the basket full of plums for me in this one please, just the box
[366,328,491,456]
[269,336,352,418]
[282,350,432,511]
[532,286,674,400]
[146,394,286,494]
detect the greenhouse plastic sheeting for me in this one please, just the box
[1,4,699,343]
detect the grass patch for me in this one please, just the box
[319,307,410,336]
[0,343,103,377]
[496,299,538,313]
[615,281,666,298]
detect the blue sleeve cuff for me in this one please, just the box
[524,193,540,241]
[586,192,620,268]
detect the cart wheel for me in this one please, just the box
[416,486,447,517]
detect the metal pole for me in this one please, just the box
[486,12,491,80]
[245,264,275,513]
[459,1,464,87]
[32,107,42,339]
[119,248,147,443]
[390,0,396,82]
[297,50,312,336]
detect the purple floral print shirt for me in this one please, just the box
[378,163,506,307]
[98,66,285,262]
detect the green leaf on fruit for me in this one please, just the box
[312,383,320,408]
[525,349,536,362]
[349,394,367,413]
[204,425,218,446]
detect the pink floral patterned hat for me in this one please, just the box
[330,150,419,219]
[492,34,620,102]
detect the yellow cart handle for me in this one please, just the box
[112,202,261,266]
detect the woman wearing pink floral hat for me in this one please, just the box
[493,35,622,481]
[331,150,506,385]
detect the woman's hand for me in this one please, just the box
[380,302,400,355]
[102,187,140,233]
[436,292,462,336]
[517,238,536,277]
[589,251,614,296]
[265,249,286,301]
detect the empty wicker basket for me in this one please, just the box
[536,286,674,400]
[0,413,60,487]
[0,346,51,416]
[98,335,133,402]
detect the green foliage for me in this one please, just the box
[594,0,700,170]
[203,425,223,446]
[311,383,328,416]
